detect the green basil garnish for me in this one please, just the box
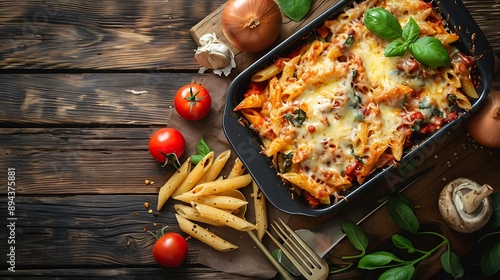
[385,39,407,57]
[278,0,312,22]
[284,108,307,127]
[402,17,420,44]
[364,8,402,40]
[364,8,450,69]
[408,37,450,69]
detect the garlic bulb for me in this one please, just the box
[194,33,236,76]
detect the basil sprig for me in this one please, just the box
[335,193,464,279]
[364,8,402,40]
[278,0,312,22]
[190,136,211,164]
[364,8,450,69]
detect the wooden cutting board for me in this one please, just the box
[189,0,340,76]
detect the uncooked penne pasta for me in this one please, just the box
[176,194,248,211]
[250,180,268,240]
[157,158,191,210]
[176,174,252,198]
[175,214,238,252]
[174,204,224,227]
[227,157,246,179]
[171,151,214,197]
[196,150,231,185]
[192,202,256,231]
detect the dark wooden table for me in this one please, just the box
[0,1,499,279]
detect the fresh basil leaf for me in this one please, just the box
[196,136,211,156]
[358,251,403,269]
[409,37,450,69]
[190,136,212,164]
[441,250,464,278]
[278,0,312,22]
[342,220,369,253]
[190,154,204,165]
[385,39,407,57]
[364,8,402,40]
[402,17,420,44]
[392,193,414,210]
[379,264,415,280]
[387,195,419,233]
[481,241,500,276]
[486,192,500,229]
[391,234,415,253]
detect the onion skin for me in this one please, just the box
[221,0,282,53]
[466,90,500,147]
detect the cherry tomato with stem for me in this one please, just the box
[149,226,188,268]
[174,83,211,121]
[148,128,185,168]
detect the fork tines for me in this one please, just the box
[267,217,328,280]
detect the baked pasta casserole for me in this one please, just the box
[234,0,478,207]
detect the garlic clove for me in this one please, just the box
[194,33,236,76]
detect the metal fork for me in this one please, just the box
[267,217,329,280]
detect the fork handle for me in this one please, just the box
[247,230,295,280]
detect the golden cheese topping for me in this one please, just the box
[235,0,476,205]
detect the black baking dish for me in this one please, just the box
[223,0,495,216]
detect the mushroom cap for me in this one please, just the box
[438,178,493,233]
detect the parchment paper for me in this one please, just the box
[167,74,292,279]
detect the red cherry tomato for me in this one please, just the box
[148,128,186,167]
[174,83,211,120]
[152,232,188,268]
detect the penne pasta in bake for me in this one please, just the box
[234,0,479,207]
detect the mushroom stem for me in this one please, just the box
[460,184,494,214]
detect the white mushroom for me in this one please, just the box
[438,178,494,233]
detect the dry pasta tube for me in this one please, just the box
[192,202,256,231]
[174,204,225,227]
[171,151,214,197]
[175,194,248,211]
[176,174,253,199]
[227,157,246,178]
[250,180,268,240]
[157,158,191,211]
[196,150,231,185]
[175,214,238,252]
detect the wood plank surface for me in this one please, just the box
[0,0,225,70]
[0,194,183,266]
[0,127,174,195]
[0,73,202,125]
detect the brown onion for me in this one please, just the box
[221,0,282,53]
[466,90,500,147]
